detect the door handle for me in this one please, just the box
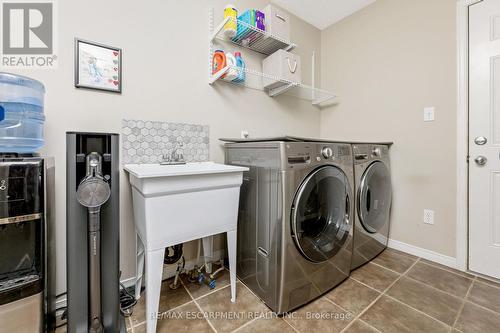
[474,136,487,145]
[474,156,487,166]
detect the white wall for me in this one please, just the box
[6,0,322,294]
[320,0,458,257]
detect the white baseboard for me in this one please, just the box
[388,238,459,270]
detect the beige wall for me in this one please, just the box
[5,0,460,295]
[6,0,322,294]
[320,0,458,257]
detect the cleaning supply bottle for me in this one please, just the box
[212,50,227,76]
[233,52,246,83]
[223,52,238,81]
[223,4,238,38]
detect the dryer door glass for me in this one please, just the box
[292,166,351,263]
[358,161,392,234]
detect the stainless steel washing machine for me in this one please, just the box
[351,144,392,270]
[224,141,354,314]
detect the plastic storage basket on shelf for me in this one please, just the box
[0,72,46,153]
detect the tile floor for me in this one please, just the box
[55,249,500,333]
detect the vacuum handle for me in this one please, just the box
[88,209,104,333]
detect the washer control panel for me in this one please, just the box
[321,147,333,159]
[317,144,352,162]
[372,147,382,157]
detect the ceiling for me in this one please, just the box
[271,0,376,30]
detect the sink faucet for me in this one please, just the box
[160,142,186,165]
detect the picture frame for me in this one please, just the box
[74,38,122,93]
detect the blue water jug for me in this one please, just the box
[0,73,46,153]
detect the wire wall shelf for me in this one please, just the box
[209,66,336,105]
[210,16,296,55]
[208,8,337,106]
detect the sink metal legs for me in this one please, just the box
[202,236,214,274]
[135,235,145,300]
[145,249,165,333]
[140,229,237,333]
[227,229,237,303]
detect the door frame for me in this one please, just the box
[456,0,483,271]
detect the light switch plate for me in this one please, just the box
[424,209,435,225]
[424,107,435,122]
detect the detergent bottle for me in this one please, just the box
[233,52,246,83]
[223,5,238,38]
[212,50,227,76]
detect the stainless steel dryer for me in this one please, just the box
[351,144,392,270]
[224,141,354,314]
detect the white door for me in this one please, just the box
[469,0,500,279]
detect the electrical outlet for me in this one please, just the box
[424,107,435,122]
[423,209,434,225]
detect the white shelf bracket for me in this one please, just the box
[312,95,336,106]
[209,17,230,43]
[209,66,230,85]
[268,83,297,97]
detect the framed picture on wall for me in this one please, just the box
[75,38,122,93]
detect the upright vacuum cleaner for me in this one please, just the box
[76,153,110,333]
[66,132,125,333]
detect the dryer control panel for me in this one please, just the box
[352,144,390,164]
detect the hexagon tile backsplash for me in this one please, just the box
[121,119,210,164]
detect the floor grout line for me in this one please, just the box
[128,317,135,333]
[342,270,500,331]
[399,272,500,316]
[382,293,453,328]
[324,297,374,332]
[131,277,225,330]
[282,316,301,333]
[193,283,231,301]
[229,316,260,333]
[399,273,470,300]
[420,260,500,292]
[348,276,388,294]
[180,277,218,333]
[450,276,476,332]
[384,247,419,260]
[339,258,421,333]
[473,276,500,290]
[128,318,134,333]
[357,318,384,333]
[369,257,419,275]
[128,253,500,332]
[282,314,301,333]
[323,296,355,314]
[418,260,475,280]
[459,297,500,316]
[230,280,301,333]
[131,299,194,328]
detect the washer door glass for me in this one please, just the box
[292,166,351,263]
[358,161,392,234]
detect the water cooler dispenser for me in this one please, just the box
[66,132,125,333]
[0,155,55,332]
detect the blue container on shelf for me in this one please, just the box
[0,72,46,153]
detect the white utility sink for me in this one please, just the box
[124,162,248,333]
[125,161,246,178]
